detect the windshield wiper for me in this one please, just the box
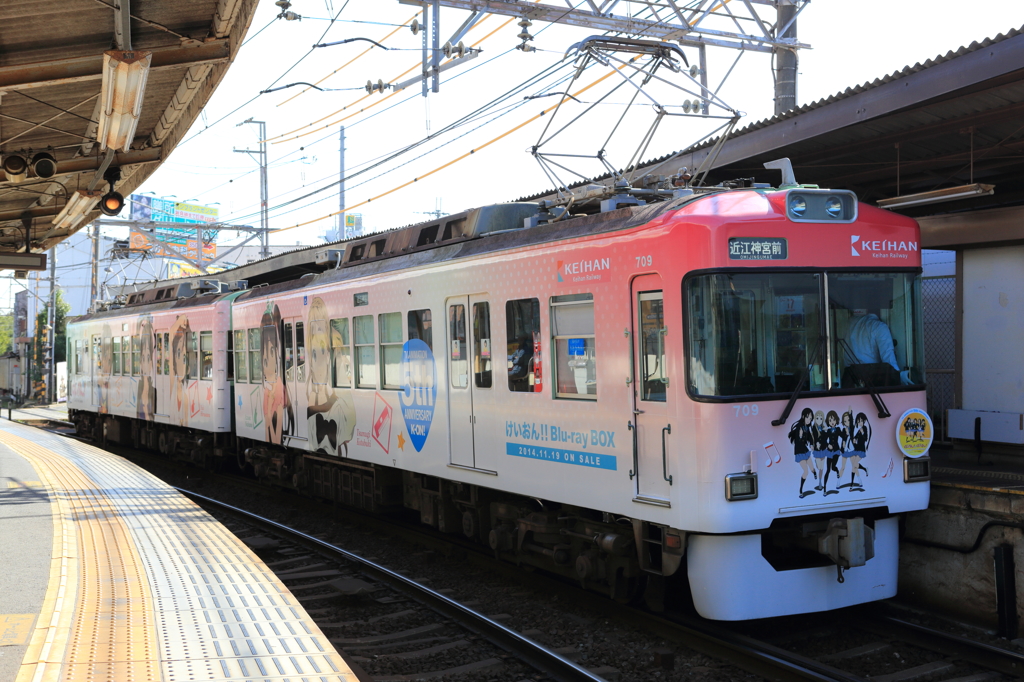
[837,338,891,419]
[772,335,825,426]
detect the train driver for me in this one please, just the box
[846,309,910,386]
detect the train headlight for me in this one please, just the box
[725,472,758,501]
[825,195,843,218]
[788,195,807,217]
[903,456,930,482]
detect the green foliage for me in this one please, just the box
[32,289,71,385]
[0,315,12,355]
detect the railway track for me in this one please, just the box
[36,420,1024,682]
[182,489,608,682]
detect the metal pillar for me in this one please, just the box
[339,126,346,239]
[46,247,55,404]
[257,120,269,257]
[774,1,798,115]
[91,222,100,304]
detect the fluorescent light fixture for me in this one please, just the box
[877,183,994,210]
[52,190,103,230]
[97,50,152,152]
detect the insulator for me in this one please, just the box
[689,64,700,78]
[410,18,420,35]
[682,100,691,114]
[376,79,385,93]
[274,0,290,7]
[455,40,466,58]
[693,98,703,112]
[517,31,533,41]
[516,43,536,53]
[518,17,532,28]
[365,79,373,94]
[283,11,301,20]
[442,41,453,58]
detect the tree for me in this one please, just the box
[32,289,71,387]
[0,314,12,355]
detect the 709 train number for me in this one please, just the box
[732,404,759,417]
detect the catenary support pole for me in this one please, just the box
[774,1,798,115]
[47,246,55,404]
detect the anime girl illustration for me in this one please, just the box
[137,314,156,420]
[820,410,842,495]
[262,303,292,445]
[789,407,817,498]
[306,297,356,457]
[98,323,112,413]
[811,409,827,488]
[169,315,191,427]
[842,412,871,492]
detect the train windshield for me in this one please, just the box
[686,271,925,398]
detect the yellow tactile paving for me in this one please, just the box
[1,426,355,681]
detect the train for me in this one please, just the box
[67,165,933,620]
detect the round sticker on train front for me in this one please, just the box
[896,408,933,458]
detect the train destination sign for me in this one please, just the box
[728,237,787,260]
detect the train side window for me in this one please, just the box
[122,336,130,376]
[295,321,306,384]
[112,336,121,374]
[380,312,403,390]
[354,315,376,388]
[155,333,163,376]
[330,318,352,388]
[551,294,596,399]
[200,331,214,380]
[188,332,199,380]
[132,336,141,376]
[449,304,468,388]
[473,302,492,388]
[234,330,247,383]
[283,322,294,381]
[248,328,262,383]
[408,309,432,350]
[506,298,540,392]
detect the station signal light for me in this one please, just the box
[99,191,125,216]
[31,152,57,179]
[2,154,28,183]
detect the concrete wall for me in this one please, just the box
[962,246,1024,414]
[900,484,1024,630]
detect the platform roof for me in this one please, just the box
[0,0,258,254]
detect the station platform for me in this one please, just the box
[0,419,353,681]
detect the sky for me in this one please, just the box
[98,2,1024,251]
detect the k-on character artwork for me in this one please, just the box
[306,297,356,457]
[262,303,293,445]
[790,406,872,497]
[169,315,191,426]
[137,314,157,420]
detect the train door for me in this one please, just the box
[91,334,101,407]
[630,275,673,505]
[446,295,493,469]
[282,318,307,443]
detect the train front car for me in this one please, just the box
[674,187,931,620]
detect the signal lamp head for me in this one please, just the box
[31,152,57,179]
[788,194,807,217]
[99,191,125,216]
[2,154,28,183]
[824,195,843,218]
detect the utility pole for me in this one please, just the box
[774,1,799,115]
[46,246,55,404]
[235,119,271,257]
[91,221,100,305]
[339,126,346,239]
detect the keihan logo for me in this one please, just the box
[557,257,611,282]
[851,235,860,256]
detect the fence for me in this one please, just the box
[921,276,956,441]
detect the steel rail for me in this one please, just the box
[860,614,1024,678]
[177,488,608,682]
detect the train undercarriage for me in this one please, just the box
[69,409,690,605]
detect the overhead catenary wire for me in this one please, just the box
[274,11,419,108]
[273,58,636,233]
